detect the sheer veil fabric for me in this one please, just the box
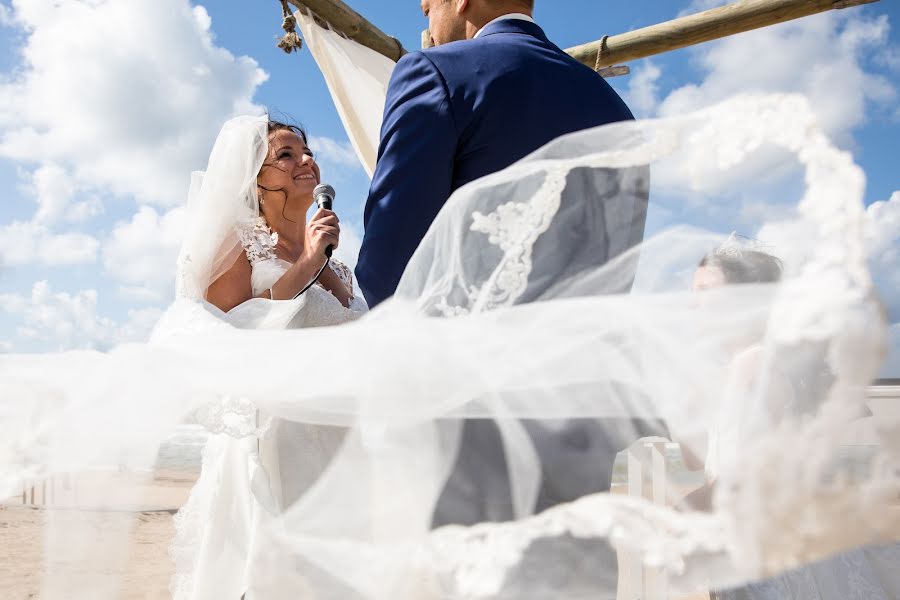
[0,14,897,600]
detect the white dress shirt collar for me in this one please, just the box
[473,13,536,39]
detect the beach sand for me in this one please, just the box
[2,389,895,599]
[1,470,194,600]
[0,502,710,600]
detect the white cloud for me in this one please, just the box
[26,162,102,223]
[1,281,112,350]
[0,0,268,207]
[29,162,73,222]
[115,306,165,343]
[657,13,897,147]
[0,292,27,313]
[103,206,186,302]
[641,11,897,227]
[0,281,161,351]
[678,0,729,18]
[308,136,361,169]
[118,285,169,303]
[624,61,662,119]
[333,221,362,272]
[0,2,12,26]
[865,191,900,320]
[0,220,98,266]
[875,45,900,72]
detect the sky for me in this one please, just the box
[0,0,898,376]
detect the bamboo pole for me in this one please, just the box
[285,0,406,61]
[567,0,880,69]
[281,0,878,74]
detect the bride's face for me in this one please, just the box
[257,129,321,224]
[692,265,727,292]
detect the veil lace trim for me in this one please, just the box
[435,167,568,317]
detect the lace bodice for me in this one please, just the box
[236,217,367,317]
[236,216,281,265]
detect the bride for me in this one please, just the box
[167,115,367,599]
[206,120,363,313]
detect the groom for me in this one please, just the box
[356,0,637,308]
[356,0,656,531]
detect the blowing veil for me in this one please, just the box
[0,8,896,600]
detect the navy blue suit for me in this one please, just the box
[356,18,635,307]
[356,19,658,539]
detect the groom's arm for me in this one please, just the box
[356,52,457,308]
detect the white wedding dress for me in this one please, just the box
[169,215,367,599]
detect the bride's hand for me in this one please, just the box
[304,208,340,260]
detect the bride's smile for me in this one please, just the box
[258,128,321,224]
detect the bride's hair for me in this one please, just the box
[267,119,309,144]
[698,248,783,285]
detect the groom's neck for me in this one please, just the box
[464,3,534,40]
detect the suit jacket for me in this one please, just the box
[356,18,657,529]
[356,18,636,307]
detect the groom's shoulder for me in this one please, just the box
[389,43,473,88]
[417,40,474,68]
[406,37,512,83]
[391,48,452,78]
[421,35,509,63]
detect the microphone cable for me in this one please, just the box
[292,256,330,300]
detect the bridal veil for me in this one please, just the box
[0,8,896,599]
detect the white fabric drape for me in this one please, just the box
[295,8,395,177]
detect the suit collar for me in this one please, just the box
[474,13,535,38]
[477,17,549,43]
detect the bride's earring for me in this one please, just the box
[259,192,265,207]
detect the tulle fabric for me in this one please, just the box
[177,114,268,301]
[1,94,897,598]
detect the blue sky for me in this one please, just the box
[0,0,898,375]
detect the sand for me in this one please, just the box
[1,470,195,600]
[2,387,895,599]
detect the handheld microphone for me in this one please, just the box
[291,183,336,300]
[313,183,336,257]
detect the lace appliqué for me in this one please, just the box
[192,396,272,438]
[435,295,477,317]
[237,216,279,266]
[328,259,356,302]
[422,494,728,599]
[436,167,568,317]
